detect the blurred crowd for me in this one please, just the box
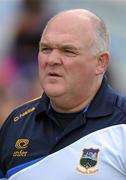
[0,0,54,126]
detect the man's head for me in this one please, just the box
[38,9,109,112]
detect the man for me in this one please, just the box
[0,9,126,180]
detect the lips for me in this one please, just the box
[47,72,62,77]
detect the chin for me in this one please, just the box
[46,92,64,98]
[44,86,65,98]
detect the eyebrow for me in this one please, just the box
[39,42,47,48]
[39,42,81,51]
[61,44,79,50]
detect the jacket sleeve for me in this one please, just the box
[0,110,16,179]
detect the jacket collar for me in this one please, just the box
[35,93,50,115]
[86,77,117,118]
[36,77,117,118]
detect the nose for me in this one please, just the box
[47,49,62,66]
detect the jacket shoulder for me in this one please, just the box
[0,96,42,130]
[16,95,42,109]
[116,94,126,114]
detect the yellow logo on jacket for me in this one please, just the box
[13,139,29,157]
[15,139,29,149]
[13,107,36,122]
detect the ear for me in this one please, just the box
[95,52,109,75]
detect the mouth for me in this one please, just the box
[47,72,62,78]
[48,72,62,77]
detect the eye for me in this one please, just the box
[63,49,77,57]
[40,46,52,54]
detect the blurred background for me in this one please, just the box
[0,0,126,126]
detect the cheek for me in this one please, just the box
[64,63,83,86]
[67,61,85,76]
[38,54,46,79]
[68,61,94,82]
[38,53,46,69]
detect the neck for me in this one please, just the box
[50,98,89,113]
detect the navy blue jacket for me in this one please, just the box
[0,77,126,178]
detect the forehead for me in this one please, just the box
[41,14,94,46]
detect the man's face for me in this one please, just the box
[38,14,98,99]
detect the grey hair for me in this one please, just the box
[90,13,109,55]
